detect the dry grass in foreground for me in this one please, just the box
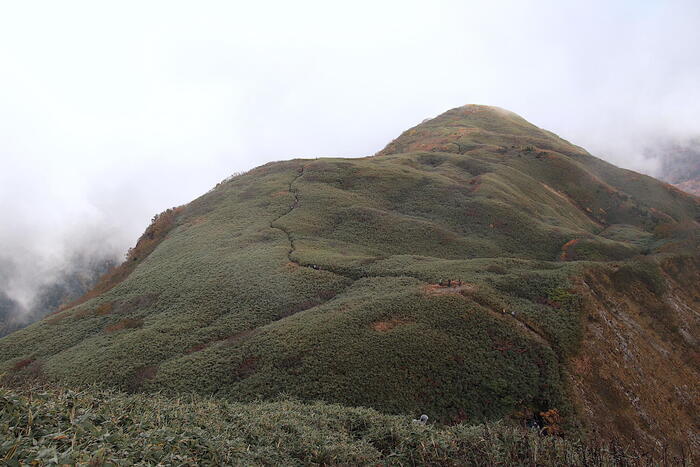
[0,385,694,466]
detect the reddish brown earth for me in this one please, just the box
[570,257,700,453]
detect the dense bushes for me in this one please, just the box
[2,386,689,466]
[612,259,667,295]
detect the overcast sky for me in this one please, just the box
[1,1,699,306]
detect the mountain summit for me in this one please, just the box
[2,106,698,451]
[378,105,585,157]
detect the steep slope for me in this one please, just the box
[2,105,698,451]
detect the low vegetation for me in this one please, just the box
[1,105,698,458]
[1,386,691,466]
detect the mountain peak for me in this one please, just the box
[377,104,584,157]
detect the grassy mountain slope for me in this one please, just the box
[2,105,698,451]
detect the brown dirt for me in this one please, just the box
[72,302,114,320]
[125,365,159,392]
[186,216,207,226]
[235,356,258,380]
[372,318,413,332]
[224,329,259,345]
[104,317,144,333]
[423,283,477,296]
[559,238,581,261]
[185,343,208,354]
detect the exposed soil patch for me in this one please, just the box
[72,302,114,320]
[185,343,208,354]
[235,356,258,380]
[3,358,44,384]
[559,238,580,261]
[224,328,259,346]
[468,176,482,193]
[372,318,413,332]
[126,365,159,392]
[186,216,207,227]
[12,358,35,371]
[423,282,477,296]
[104,317,144,334]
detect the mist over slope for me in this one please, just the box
[654,139,700,196]
[0,254,115,337]
[1,105,698,452]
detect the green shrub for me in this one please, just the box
[612,260,667,295]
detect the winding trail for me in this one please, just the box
[268,165,555,349]
[270,165,307,266]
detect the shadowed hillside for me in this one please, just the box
[2,105,698,453]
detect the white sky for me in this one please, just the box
[1,0,699,304]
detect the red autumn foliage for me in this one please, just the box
[12,358,35,371]
[559,238,580,261]
[540,409,564,435]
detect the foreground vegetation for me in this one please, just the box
[1,385,692,466]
